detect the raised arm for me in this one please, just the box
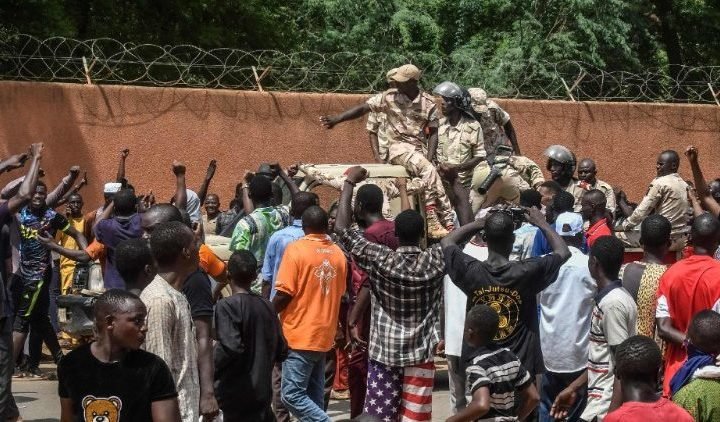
[319,103,371,129]
[271,162,300,197]
[440,218,484,249]
[55,172,88,208]
[334,166,368,232]
[240,171,255,214]
[0,153,29,175]
[7,143,43,214]
[93,201,114,231]
[525,206,571,261]
[172,161,187,211]
[685,145,720,216]
[116,148,129,183]
[196,159,217,205]
[46,166,80,208]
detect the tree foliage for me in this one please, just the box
[1,0,718,93]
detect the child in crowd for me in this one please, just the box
[58,289,181,422]
[447,304,539,422]
[604,335,692,421]
[214,250,287,421]
[672,310,720,422]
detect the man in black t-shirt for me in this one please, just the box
[58,289,180,422]
[441,196,570,379]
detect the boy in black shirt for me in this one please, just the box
[58,289,180,422]
[447,304,539,422]
[214,250,287,421]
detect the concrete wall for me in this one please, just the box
[1,81,719,209]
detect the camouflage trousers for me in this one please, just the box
[390,150,454,227]
[469,161,530,213]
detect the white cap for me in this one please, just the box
[104,182,122,194]
[555,212,584,237]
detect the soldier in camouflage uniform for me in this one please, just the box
[321,64,454,237]
[464,89,545,211]
[365,68,396,163]
[433,81,486,188]
[468,88,520,155]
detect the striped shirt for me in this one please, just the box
[465,346,532,421]
[582,282,637,422]
[140,275,199,422]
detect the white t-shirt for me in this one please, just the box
[582,285,637,422]
[443,241,488,357]
[539,246,597,372]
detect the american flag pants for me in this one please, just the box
[363,359,435,422]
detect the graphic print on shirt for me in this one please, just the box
[471,286,522,340]
[314,259,337,295]
[82,395,122,422]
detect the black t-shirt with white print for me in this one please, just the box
[58,343,177,422]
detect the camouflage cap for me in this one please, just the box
[386,67,397,82]
[468,88,489,113]
[389,64,421,82]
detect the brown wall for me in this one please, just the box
[1,81,719,209]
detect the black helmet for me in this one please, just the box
[433,81,473,115]
[543,145,577,172]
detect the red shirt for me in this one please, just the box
[657,255,720,395]
[586,218,612,248]
[604,398,693,422]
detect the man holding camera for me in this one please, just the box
[441,175,571,402]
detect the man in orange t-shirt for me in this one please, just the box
[273,206,347,422]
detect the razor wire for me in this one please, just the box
[2,34,720,103]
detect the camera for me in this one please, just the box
[488,206,525,229]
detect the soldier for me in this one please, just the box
[320,64,454,237]
[544,144,578,192]
[433,81,485,189]
[615,150,689,250]
[467,88,520,155]
[365,68,397,163]
[509,155,545,190]
[571,158,616,213]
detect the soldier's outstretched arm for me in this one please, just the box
[319,103,371,129]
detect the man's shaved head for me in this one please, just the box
[577,158,598,184]
[141,204,183,237]
[690,213,720,253]
[657,150,680,176]
[302,206,329,234]
[580,189,606,221]
[583,189,606,206]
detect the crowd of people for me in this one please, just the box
[0,63,717,422]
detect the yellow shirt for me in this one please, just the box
[55,216,85,293]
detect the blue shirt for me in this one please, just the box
[531,223,588,257]
[261,219,304,299]
[18,206,70,281]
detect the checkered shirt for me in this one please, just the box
[338,229,444,367]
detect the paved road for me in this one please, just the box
[14,363,453,421]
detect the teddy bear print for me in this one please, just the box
[82,395,122,422]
